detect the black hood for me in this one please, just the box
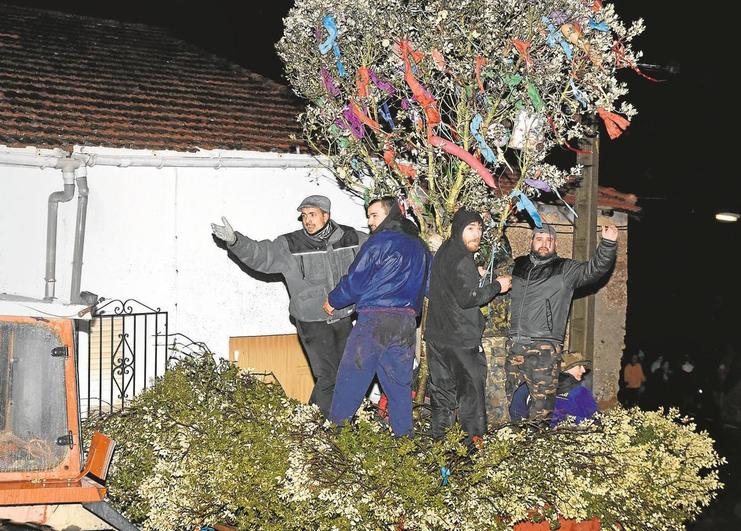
[375,202,420,237]
[437,208,483,259]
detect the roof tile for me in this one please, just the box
[0,4,306,154]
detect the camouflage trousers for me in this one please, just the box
[483,336,510,426]
[505,339,562,421]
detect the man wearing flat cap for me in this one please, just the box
[506,222,618,421]
[211,195,367,416]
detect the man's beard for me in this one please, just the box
[531,247,555,260]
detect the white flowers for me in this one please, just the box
[277,0,650,239]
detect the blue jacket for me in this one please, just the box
[328,210,430,314]
[551,384,598,426]
[509,374,598,426]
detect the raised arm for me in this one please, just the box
[211,217,292,275]
[564,225,618,289]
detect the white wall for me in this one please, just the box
[0,150,368,357]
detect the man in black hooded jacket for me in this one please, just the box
[425,209,512,446]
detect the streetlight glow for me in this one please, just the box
[715,212,740,223]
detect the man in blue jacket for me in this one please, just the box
[323,197,431,437]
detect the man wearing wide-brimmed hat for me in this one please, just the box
[509,350,598,426]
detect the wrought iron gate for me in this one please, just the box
[79,298,168,418]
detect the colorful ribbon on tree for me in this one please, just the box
[527,82,544,111]
[384,144,417,179]
[561,23,602,67]
[368,69,396,95]
[524,178,578,218]
[612,40,664,82]
[596,106,630,139]
[341,105,366,138]
[399,40,497,189]
[356,67,370,98]
[440,466,451,487]
[318,15,347,77]
[350,100,382,133]
[470,113,497,164]
[588,18,610,32]
[569,79,588,108]
[475,56,487,94]
[543,16,572,60]
[546,115,591,154]
[321,66,341,98]
[432,49,447,71]
[357,67,397,98]
[510,190,543,227]
[378,101,395,129]
[512,38,532,67]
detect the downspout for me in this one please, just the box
[70,165,89,304]
[45,159,79,300]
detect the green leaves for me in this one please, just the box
[85,354,723,530]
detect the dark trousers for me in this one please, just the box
[505,340,561,420]
[295,317,353,417]
[329,309,417,437]
[427,341,488,441]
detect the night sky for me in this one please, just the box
[5,0,739,367]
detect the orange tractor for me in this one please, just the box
[0,295,135,530]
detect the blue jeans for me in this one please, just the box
[329,309,417,437]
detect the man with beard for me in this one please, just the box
[210,195,367,417]
[425,209,512,448]
[507,223,618,421]
[323,197,431,437]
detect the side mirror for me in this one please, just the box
[78,432,116,483]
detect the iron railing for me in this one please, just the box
[79,298,168,418]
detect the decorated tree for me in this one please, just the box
[277,0,648,241]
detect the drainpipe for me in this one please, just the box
[45,159,79,300]
[70,165,89,304]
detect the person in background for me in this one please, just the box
[510,350,598,426]
[622,353,646,408]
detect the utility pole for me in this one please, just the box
[568,116,599,361]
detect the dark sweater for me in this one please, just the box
[424,210,503,348]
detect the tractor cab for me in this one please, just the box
[0,294,134,530]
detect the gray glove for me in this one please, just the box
[211,216,237,245]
